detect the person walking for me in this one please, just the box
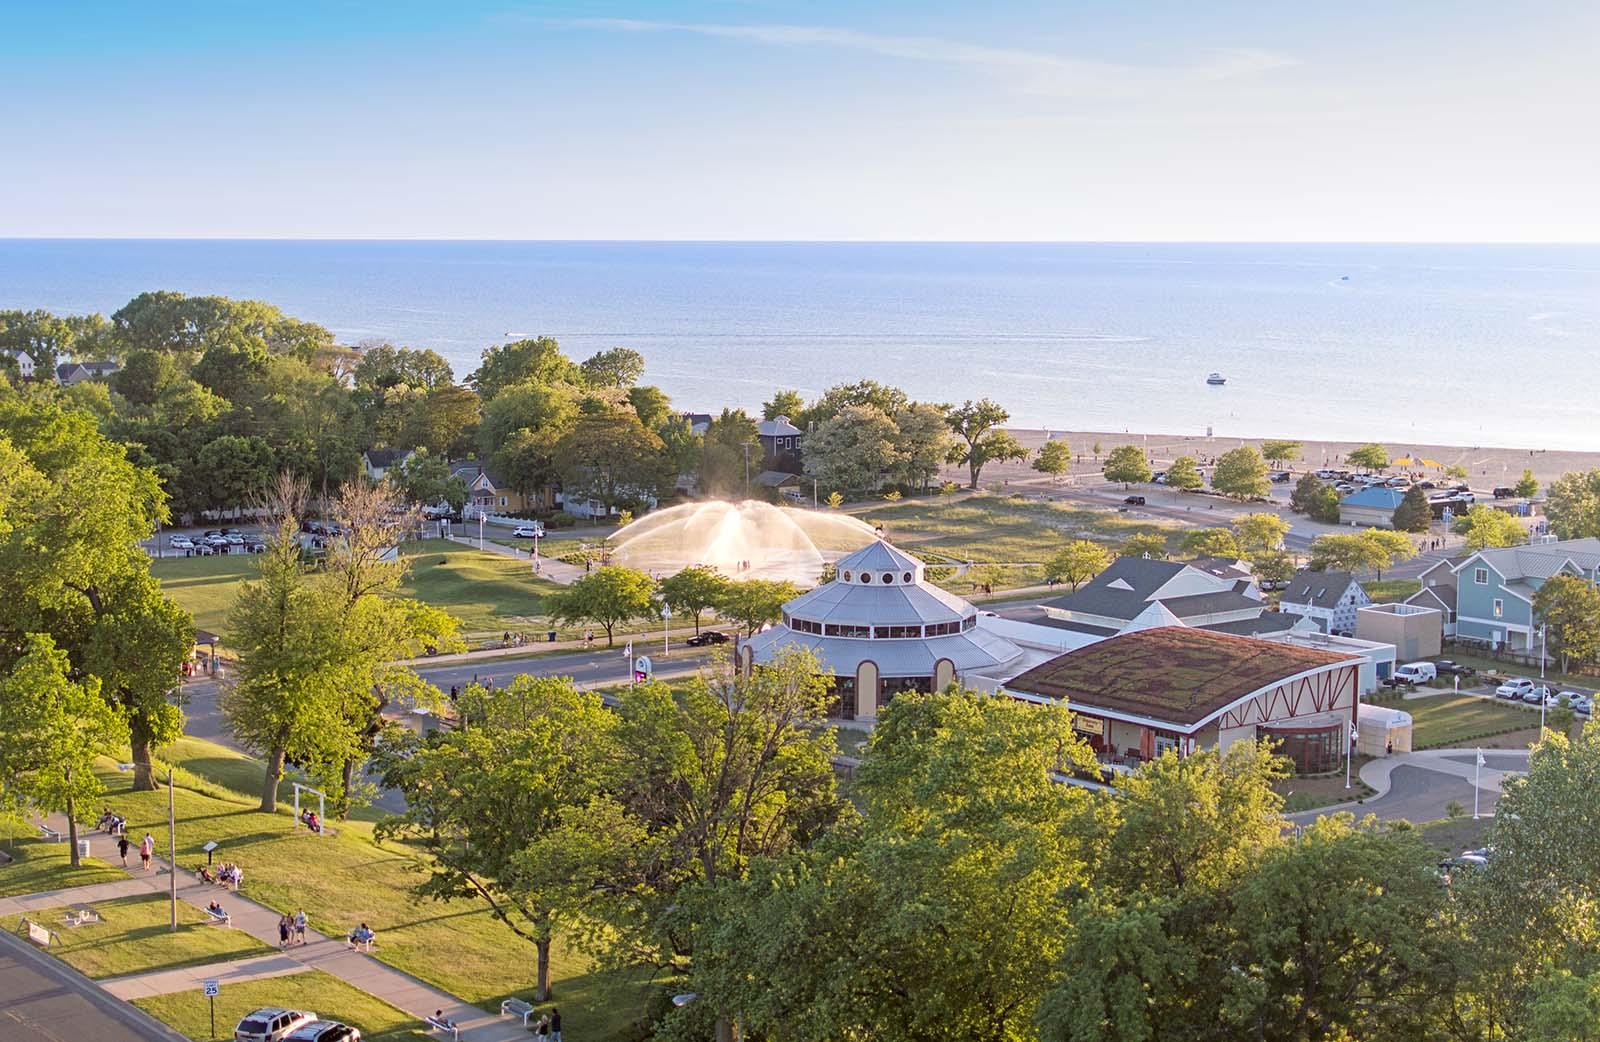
[549,1008,562,1042]
[138,833,154,871]
[116,835,130,867]
[278,914,291,948]
[293,908,307,944]
[534,1014,550,1040]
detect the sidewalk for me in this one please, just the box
[101,951,310,1000]
[30,817,536,1042]
[445,533,586,584]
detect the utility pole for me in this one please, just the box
[743,443,751,497]
[168,768,177,932]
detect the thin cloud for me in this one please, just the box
[558,17,1296,97]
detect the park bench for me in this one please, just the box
[500,997,537,1026]
[425,1015,460,1039]
[36,823,61,842]
[62,907,100,928]
[347,931,376,952]
[205,907,232,927]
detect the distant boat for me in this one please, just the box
[1206,372,1227,386]
[1340,275,1350,281]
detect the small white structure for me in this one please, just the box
[3,349,35,380]
[1357,703,1413,756]
[1279,570,1371,635]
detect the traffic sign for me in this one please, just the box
[203,979,220,997]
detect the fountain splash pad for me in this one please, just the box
[609,500,878,585]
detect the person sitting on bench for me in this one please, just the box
[347,923,376,950]
[198,864,215,884]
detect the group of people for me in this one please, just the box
[347,922,377,950]
[114,832,156,870]
[277,910,308,947]
[96,808,127,836]
[501,630,531,647]
[299,809,323,833]
[206,900,228,921]
[198,861,244,889]
[530,1008,563,1040]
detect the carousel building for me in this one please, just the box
[738,540,1033,720]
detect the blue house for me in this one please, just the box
[1445,538,1600,651]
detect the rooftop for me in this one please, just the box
[1280,570,1356,609]
[758,415,802,438]
[1005,626,1352,727]
[1341,486,1406,510]
[1460,538,1600,580]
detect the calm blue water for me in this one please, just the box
[3,240,1598,449]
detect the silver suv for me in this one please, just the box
[235,1008,319,1042]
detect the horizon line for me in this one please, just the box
[2,236,1598,247]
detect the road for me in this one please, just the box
[0,929,189,1042]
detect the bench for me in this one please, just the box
[425,1016,460,1040]
[205,908,232,927]
[347,933,375,952]
[500,998,536,1026]
[62,908,100,928]
[37,824,61,842]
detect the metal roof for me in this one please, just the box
[1280,570,1357,609]
[744,623,1025,677]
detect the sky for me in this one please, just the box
[3,1,1597,241]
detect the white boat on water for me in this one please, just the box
[1206,372,1227,385]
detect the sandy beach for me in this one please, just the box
[975,429,1594,489]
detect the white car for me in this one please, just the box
[225,533,245,545]
[1548,690,1582,708]
[1571,696,1594,717]
[512,524,544,539]
[234,1008,319,1042]
[1496,678,1535,700]
[169,535,195,549]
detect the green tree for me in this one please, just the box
[1232,511,1290,555]
[1533,573,1600,672]
[1457,503,1526,551]
[1103,444,1152,487]
[579,347,646,388]
[1346,443,1391,472]
[1515,468,1541,499]
[1164,454,1203,491]
[1252,548,1296,586]
[0,635,128,866]
[803,404,903,497]
[626,384,673,430]
[468,337,581,401]
[799,380,910,428]
[545,566,656,647]
[1260,439,1302,468]
[699,408,760,497]
[1544,470,1600,540]
[717,577,801,635]
[373,675,619,1000]
[1032,438,1072,482]
[1045,540,1112,590]
[1119,532,1168,559]
[946,398,1027,489]
[402,383,480,459]
[762,389,805,421]
[1179,527,1242,559]
[891,402,953,492]
[477,381,577,462]
[1308,528,1414,576]
[195,434,275,511]
[353,343,454,390]
[657,565,731,634]
[1391,484,1433,533]
[554,410,668,515]
[1091,440,1102,460]
[1444,463,1469,480]
[389,449,469,512]
[689,690,1097,1042]
[1309,484,1342,524]
[1289,472,1324,514]
[1211,445,1270,500]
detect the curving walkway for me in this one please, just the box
[1288,748,1528,823]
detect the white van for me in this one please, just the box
[1393,662,1437,684]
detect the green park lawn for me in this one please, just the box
[1362,579,1422,603]
[0,826,124,898]
[853,493,1178,590]
[136,969,429,1042]
[97,738,648,1038]
[36,891,272,979]
[1407,694,1540,749]
[151,540,563,640]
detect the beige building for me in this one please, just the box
[1356,603,1442,662]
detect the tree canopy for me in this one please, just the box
[1103,444,1152,487]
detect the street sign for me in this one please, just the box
[203,979,220,997]
[635,655,652,682]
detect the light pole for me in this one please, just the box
[1539,624,1548,737]
[661,604,672,657]
[477,510,485,551]
[531,523,544,575]
[168,768,177,932]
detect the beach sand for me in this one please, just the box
[966,429,1592,489]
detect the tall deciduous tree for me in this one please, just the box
[1046,540,1112,589]
[1232,511,1290,555]
[1211,445,1270,500]
[553,410,667,516]
[1164,454,1203,491]
[892,402,953,492]
[1119,533,1169,559]
[946,399,1027,489]
[1178,527,1242,560]
[657,566,730,634]
[0,635,128,866]
[545,566,656,647]
[1103,444,1152,487]
[717,578,801,635]
[1032,438,1072,483]
[1346,443,1391,472]
[468,337,580,401]
[762,389,805,421]
[579,347,646,389]
[1457,503,1527,550]
[1545,470,1600,540]
[1260,439,1302,467]
[803,404,903,496]
[1532,573,1600,672]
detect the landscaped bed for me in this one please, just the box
[34,890,272,979]
[135,969,429,1042]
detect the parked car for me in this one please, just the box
[234,1008,318,1042]
[169,535,195,550]
[1548,690,1583,708]
[1123,495,1146,506]
[1381,676,1413,691]
[512,524,544,538]
[1259,578,1288,592]
[284,1021,361,1042]
[1393,662,1438,684]
[247,540,267,553]
[1522,684,1555,705]
[1571,696,1594,717]
[1496,678,1536,700]
[1151,471,1167,484]
[1434,660,1477,677]
[1492,486,1515,499]
[1417,480,1437,489]
[225,533,245,545]
[1269,471,1292,483]
[686,630,730,647]
[192,542,217,556]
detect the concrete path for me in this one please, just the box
[100,952,310,1000]
[0,877,153,920]
[27,821,539,1042]
[445,532,586,584]
[1287,747,1528,823]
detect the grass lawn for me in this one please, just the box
[36,891,271,979]
[1276,757,1375,812]
[1363,578,1421,603]
[1407,694,1541,749]
[152,540,565,642]
[0,827,125,898]
[136,969,428,1042]
[852,493,1178,590]
[99,739,647,1038]
[1418,816,1492,856]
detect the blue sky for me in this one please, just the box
[3,2,1596,240]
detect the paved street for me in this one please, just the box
[1288,748,1527,824]
[0,930,188,1042]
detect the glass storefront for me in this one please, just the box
[1266,722,1345,774]
[827,676,857,720]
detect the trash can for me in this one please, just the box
[77,839,91,860]
[547,630,557,643]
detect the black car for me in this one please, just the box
[686,630,730,647]
[1435,660,1477,677]
[1381,676,1414,691]
[1124,495,1146,506]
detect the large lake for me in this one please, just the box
[3,239,1597,448]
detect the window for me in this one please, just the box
[902,572,913,583]
[873,625,921,639]
[499,497,507,507]
[962,615,977,631]
[880,572,893,583]
[1493,599,1504,618]
[860,573,872,584]
[1474,568,1488,585]
[1446,609,1456,623]
[827,676,857,720]
[823,623,871,638]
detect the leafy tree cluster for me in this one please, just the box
[544,564,799,645]
[1308,527,1416,575]
[1290,472,1342,523]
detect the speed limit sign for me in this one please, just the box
[203,978,220,997]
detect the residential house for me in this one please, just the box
[681,412,713,436]
[756,470,803,502]
[1038,557,1292,637]
[1405,558,1461,637]
[448,459,542,518]
[3,349,36,380]
[1338,486,1407,528]
[1278,570,1371,635]
[1441,537,1600,652]
[361,448,412,482]
[757,415,804,474]
[55,360,120,385]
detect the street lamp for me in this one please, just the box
[1539,624,1548,737]
[661,604,673,657]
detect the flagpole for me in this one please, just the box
[1474,747,1482,819]
[1346,720,1354,789]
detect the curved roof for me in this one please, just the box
[745,623,1025,677]
[782,540,973,627]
